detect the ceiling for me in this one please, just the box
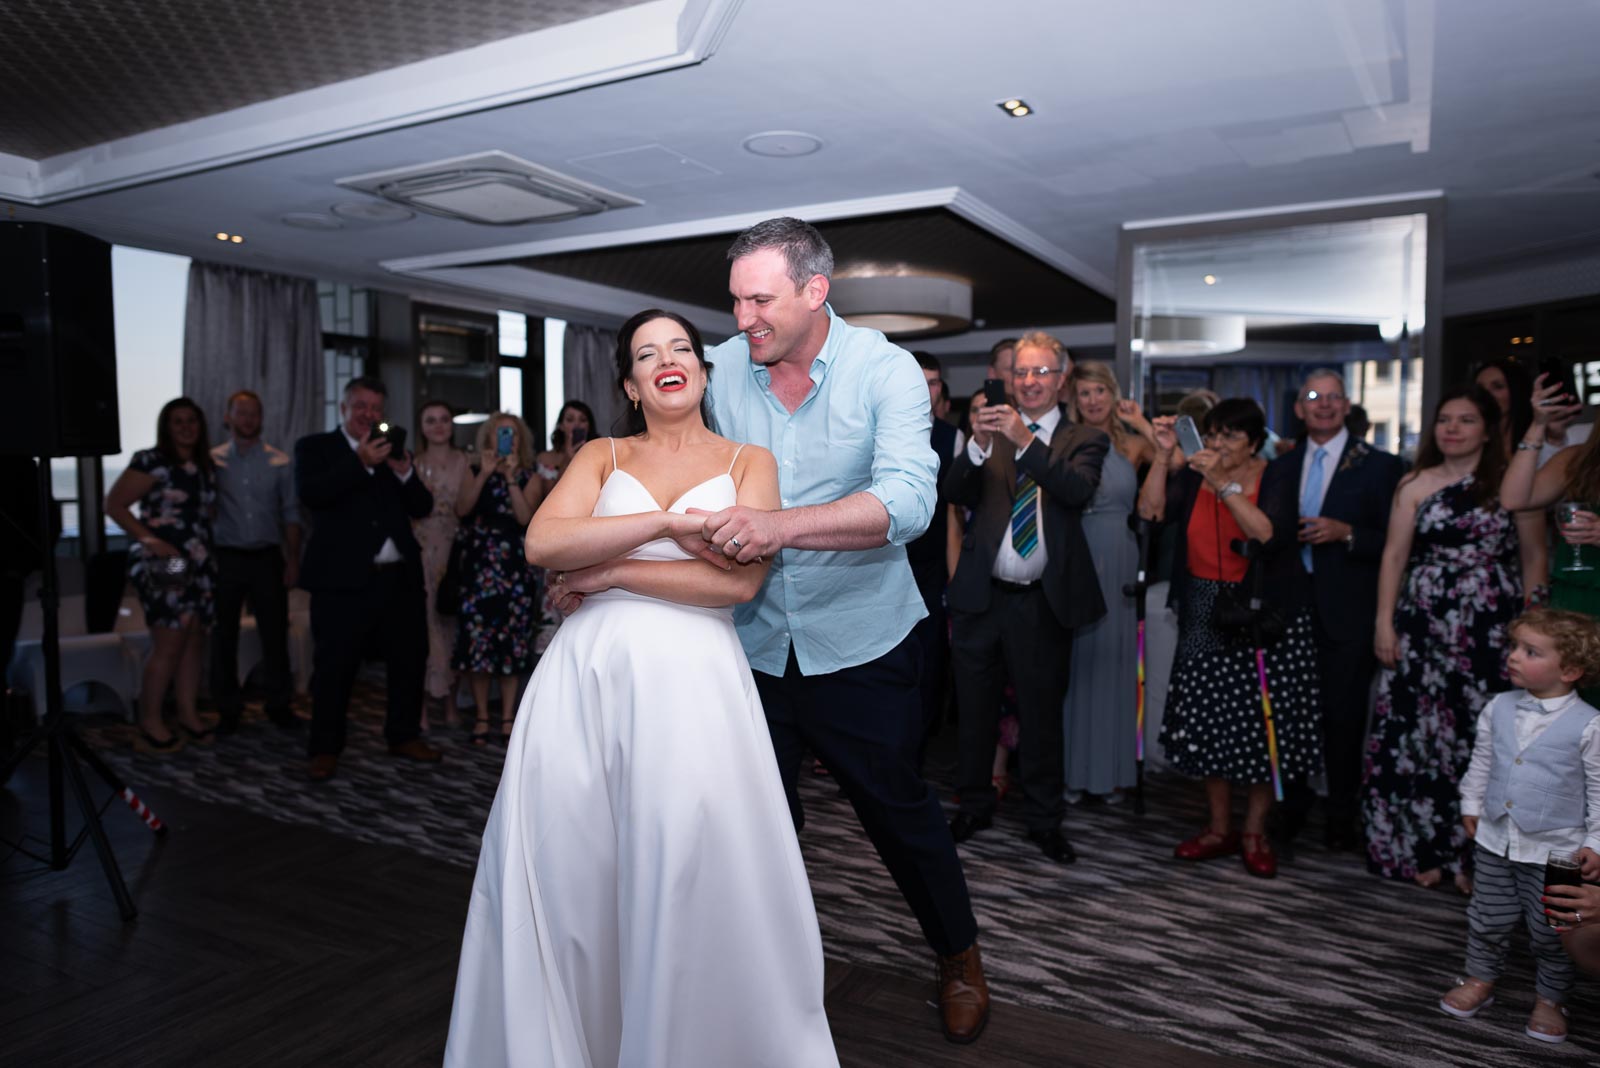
[3,0,1598,350]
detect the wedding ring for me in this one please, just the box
[1579,911,1584,922]
[729,536,743,549]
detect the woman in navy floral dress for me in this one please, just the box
[105,397,218,752]
[453,414,543,743]
[1363,386,1541,889]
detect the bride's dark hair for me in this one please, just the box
[614,309,715,436]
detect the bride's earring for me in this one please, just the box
[633,396,640,411]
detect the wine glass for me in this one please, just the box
[1557,502,1595,572]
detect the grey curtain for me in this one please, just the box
[182,262,323,449]
[563,324,624,438]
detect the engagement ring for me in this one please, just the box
[729,537,743,549]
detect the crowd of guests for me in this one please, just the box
[103,329,1600,1043]
[102,381,594,782]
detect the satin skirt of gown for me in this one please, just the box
[444,468,838,1068]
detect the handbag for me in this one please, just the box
[436,537,466,616]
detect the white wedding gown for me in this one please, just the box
[444,455,838,1068]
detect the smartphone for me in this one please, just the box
[982,378,1008,408]
[1175,414,1204,456]
[569,426,588,448]
[496,425,514,457]
[369,422,406,453]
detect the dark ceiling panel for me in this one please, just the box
[514,209,1114,331]
[0,0,647,158]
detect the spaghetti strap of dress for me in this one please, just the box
[609,437,619,474]
[726,443,746,473]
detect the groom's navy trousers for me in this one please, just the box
[755,632,978,957]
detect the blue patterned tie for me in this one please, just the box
[1300,446,1326,572]
[1010,423,1043,558]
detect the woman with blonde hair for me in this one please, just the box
[452,412,543,743]
[1060,363,1152,801]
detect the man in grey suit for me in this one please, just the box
[944,332,1108,863]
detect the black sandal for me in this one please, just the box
[179,722,216,745]
[470,716,491,747]
[137,728,184,754]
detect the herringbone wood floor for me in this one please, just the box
[0,753,1254,1068]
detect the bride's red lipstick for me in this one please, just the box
[654,368,688,392]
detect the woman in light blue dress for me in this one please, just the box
[1061,362,1154,799]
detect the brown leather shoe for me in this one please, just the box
[936,941,990,1044]
[307,753,338,782]
[388,738,442,763]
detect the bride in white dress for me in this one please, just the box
[444,310,838,1067]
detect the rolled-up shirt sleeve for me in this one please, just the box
[864,353,938,545]
[1583,718,1600,853]
[1457,701,1496,817]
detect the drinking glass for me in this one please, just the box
[1545,849,1583,928]
[1556,502,1595,572]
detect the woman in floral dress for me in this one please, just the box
[1364,385,1540,889]
[453,413,543,743]
[105,397,218,752]
[413,400,469,731]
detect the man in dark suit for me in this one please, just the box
[909,352,963,751]
[295,376,440,781]
[1271,369,1402,850]
[944,333,1108,863]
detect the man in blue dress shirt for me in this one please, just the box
[701,217,989,1044]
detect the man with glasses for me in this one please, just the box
[1269,369,1402,851]
[945,332,1108,863]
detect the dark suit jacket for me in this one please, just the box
[1268,436,1403,643]
[944,420,1109,630]
[294,430,433,592]
[907,417,960,581]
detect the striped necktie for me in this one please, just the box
[1010,422,1043,558]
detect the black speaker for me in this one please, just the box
[0,223,120,457]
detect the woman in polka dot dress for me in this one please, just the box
[1138,398,1322,879]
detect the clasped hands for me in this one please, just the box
[969,398,1035,453]
[546,507,778,616]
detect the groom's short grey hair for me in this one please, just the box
[1300,367,1347,395]
[726,217,834,290]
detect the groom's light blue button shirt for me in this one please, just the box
[709,305,937,676]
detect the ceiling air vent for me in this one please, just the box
[336,150,641,226]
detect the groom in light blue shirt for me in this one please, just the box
[701,217,990,1044]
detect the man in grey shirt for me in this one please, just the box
[210,389,301,732]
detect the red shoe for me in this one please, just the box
[1241,832,1278,878]
[1174,828,1241,860]
[991,774,1012,803]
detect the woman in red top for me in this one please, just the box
[1137,398,1321,878]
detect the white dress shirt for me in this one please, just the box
[1298,426,1347,519]
[1459,689,1600,860]
[340,427,413,564]
[967,406,1061,585]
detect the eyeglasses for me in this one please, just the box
[1202,429,1249,444]
[1302,390,1347,402]
[1011,367,1062,381]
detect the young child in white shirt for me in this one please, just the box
[1439,608,1600,1045]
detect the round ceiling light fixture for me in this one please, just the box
[742,131,824,158]
[1132,315,1246,357]
[280,212,344,231]
[331,200,416,223]
[829,274,973,338]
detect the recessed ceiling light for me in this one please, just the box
[997,98,1033,117]
[1002,99,1022,110]
[215,232,230,241]
[742,131,824,158]
[1511,337,1521,345]
[1203,274,1217,285]
[230,235,243,244]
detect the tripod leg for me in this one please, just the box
[0,714,51,786]
[49,729,66,868]
[60,741,138,921]
[65,729,166,834]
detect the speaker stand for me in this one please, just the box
[0,457,165,921]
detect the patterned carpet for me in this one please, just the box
[70,684,1600,1068]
